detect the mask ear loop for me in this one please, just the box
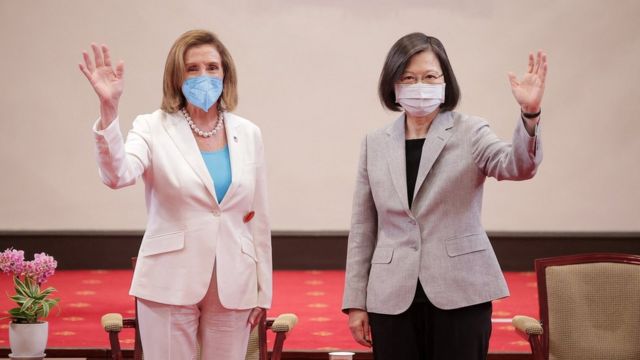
[217,75,226,113]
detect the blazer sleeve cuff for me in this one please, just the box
[258,295,272,310]
[92,117,122,144]
[342,286,367,314]
[516,115,542,159]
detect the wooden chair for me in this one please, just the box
[100,258,297,360]
[512,253,640,360]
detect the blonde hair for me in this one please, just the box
[161,29,238,113]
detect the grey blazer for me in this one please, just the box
[342,111,542,314]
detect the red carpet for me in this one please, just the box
[0,270,537,353]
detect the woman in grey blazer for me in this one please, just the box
[342,33,547,359]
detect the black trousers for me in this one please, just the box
[368,283,492,360]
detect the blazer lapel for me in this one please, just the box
[384,114,412,216]
[412,111,454,203]
[162,112,220,206]
[220,113,245,206]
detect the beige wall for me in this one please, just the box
[0,0,638,232]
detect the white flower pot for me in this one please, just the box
[8,321,48,357]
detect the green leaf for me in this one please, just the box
[20,298,33,311]
[39,287,56,297]
[41,301,50,318]
[21,279,34,297]
[26,278,40,297]
[8,307,25,317]
[7,308,29,322]
[14,287,28,298]
[13,277,29,297]
[45,298,60,306]
[9,294,27,304]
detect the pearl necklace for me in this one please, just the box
[180,108,224,138]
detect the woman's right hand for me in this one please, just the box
[79,43,124,128]
[348,309,372,347]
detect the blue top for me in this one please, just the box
[201,146,232,203]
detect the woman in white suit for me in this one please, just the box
[79,29,272,359]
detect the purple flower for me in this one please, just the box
[0,248,25,276]
[26,253,58,284]
[0,248,58,284]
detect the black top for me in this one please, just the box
[405,138,429,303]
[405,138,426,209]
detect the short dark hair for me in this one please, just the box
[379,32,460,112]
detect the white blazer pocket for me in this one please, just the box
[240,236,258,262]
[140,230,185,256]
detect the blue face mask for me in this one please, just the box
[181,76,223,112]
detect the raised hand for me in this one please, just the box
[79,44,124,126]
[508,51,548,114]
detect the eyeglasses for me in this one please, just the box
[397,73,444,85]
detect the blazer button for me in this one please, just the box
[212,210,221,217]
[408,219,417,225]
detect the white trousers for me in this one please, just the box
[137,267,252,360]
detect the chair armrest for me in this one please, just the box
[270,313,298,333]
[101,313,124,332]
[512,315,543,335]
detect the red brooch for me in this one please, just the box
[243,211,255,223]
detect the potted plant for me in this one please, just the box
[0,248,60,358]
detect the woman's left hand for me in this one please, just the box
[247,307,265,329]
[508,50,548,113]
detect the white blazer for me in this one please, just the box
[93,109,272,309]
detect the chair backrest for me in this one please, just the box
[536,253,640,360]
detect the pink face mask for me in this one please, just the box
[395,83,446,116]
